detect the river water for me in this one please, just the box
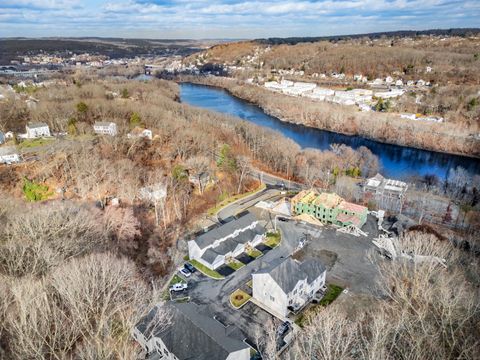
[180,83,480,180]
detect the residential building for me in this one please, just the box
[0,146,20,164]
[133,302,250,360]
[93,121,117,136]
[291,190,368,228]
[252,257,326,318]
[374,89,405,99]
[25,122,50,138]
[364,173,408,212]
[188,212,265,270]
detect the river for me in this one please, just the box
[179,83,480,181]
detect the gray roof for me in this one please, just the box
[256,257,326,294]
[136,302,248,360]
[0,146,17,156]
[195,212,258,249]
[201,248,223,264]
[27,122,48,129]
[94,121,115,127]
[210,237,241,255]
[199,223,265,266]
[232,223,265,245]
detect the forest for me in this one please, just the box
[0,73,386,358]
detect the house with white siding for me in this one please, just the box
[25,122,50,138]
[93,121,117,136]
[133,302,250,360]
[252,257,326,318]
[188,212,265,270]
[0,146,20,164]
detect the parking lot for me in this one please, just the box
[290,216,386,297]
[179,212,385,346]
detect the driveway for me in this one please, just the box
[187,214,385,343]
[187,219,299,340]
[236,253,255,264]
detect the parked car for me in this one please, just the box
[277,321,290,336]
[184,263,196,273]
[169,283,187,292]
[179,268,191,277]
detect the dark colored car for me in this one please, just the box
[184,263,196,273]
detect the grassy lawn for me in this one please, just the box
[230,289,252,309]
[247,248,263,258]
[189,260,224,280]
[207,183,266,216]
[294,284,344,327]
[318,284,344,306]
[19,138,55,150]
[264,231,281,248]
[227,259,245,271]
[169,274,186,286]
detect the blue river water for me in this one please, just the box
[180,82,480,181]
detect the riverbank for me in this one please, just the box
[178,76,480,159]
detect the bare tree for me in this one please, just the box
[185,155,211,195]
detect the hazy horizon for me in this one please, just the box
[1,0,479,39]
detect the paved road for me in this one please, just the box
[186,220,304,342]
[249,168,304,190]
[217,187,283,221]
[186,215,385,343]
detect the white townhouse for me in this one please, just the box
[0,146,20,164]
[252,257,326,318]
[133,302,250,360]
[25,122,50,139]
[188,212,265,270]
[93,121,117,136]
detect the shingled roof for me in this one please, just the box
[256,257,326,294]
[195,212,259,249]
[136,302,248,360]
[199,223,265,266]
[27,122,48,129]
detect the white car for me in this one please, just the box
[179,268,191,277]
[170,283,187,292]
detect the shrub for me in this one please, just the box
[22,178,53,202]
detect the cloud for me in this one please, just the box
[0,0,478,38]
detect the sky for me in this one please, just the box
[0,0,479,39]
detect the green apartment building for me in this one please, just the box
[291,190,368,228]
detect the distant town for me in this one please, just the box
[0,30,479,360]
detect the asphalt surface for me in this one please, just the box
[216,187,283,221]
[186,220,299,341]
